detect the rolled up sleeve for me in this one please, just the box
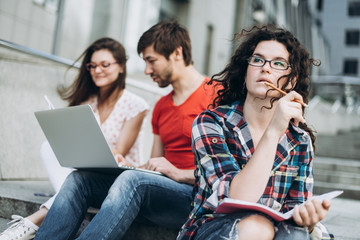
[192,111,240,210]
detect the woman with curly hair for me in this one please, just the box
[178,25,333,240]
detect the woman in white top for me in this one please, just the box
[0,37,149,240]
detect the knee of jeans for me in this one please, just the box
[61,171,87,190]
[108,170,146,197]
[117,170,144,186]
[50,172,83,205]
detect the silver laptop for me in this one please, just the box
[34,104,161,176]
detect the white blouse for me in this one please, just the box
[84,90,149,167]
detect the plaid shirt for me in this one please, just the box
[177,101,333,240]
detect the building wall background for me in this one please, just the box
[187,0,236,76]
[319,0,360,76]
[0,0,57,54]
[0,0,331,78]
[319,0,360,77]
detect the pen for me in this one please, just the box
[34,192,54,197]
[264,82,308,107]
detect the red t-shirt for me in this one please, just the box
[152,78,215,169]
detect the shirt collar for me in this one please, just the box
[220,101,309,165]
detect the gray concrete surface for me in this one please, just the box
[0,180,178,240]
[313,156,360,200]
[322,197,360,239]
[0,218,8,232]
[315,131,360,160]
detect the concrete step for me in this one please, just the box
[1,182,360,239]
[0,181,177,240]
[313,157,360,200]
[313,156,360,174]
[315,131,360,159]
[0,181,53,219]
[2,193,360,240]
[314,169,360,185]
[314,181,360,200]
[0,218,10,232]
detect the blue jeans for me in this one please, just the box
[194,212,310,240]
[34,170,193,240]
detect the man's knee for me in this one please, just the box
[114,170,153,187]
[65,171,85,184]
[108,170,157,199]
[109,170,143,193]
[61,171,94,191]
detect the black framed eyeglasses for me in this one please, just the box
[86,62,118,71]
[247,56,290,70]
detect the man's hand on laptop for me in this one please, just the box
[145,157,179,180]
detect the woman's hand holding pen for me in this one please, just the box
[267,91,306,137]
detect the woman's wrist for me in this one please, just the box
[263,127,283,143]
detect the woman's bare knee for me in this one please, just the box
[236,214,275,240]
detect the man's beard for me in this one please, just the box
[157,77,171,88]
[154,66,172,88]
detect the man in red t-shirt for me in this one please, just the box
[138,21,215,184]
[34,21,216,240]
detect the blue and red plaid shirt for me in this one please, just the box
[177,101,333,240]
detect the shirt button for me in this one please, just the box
[211,138,218,143]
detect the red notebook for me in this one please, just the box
[215,190,343,222]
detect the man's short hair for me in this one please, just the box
[137,20,193,66]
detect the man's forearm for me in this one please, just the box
[173,169,195,185]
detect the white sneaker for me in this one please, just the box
[0,215,39,240]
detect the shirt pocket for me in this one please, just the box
[271,165,299,202]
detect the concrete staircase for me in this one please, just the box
[314,156,360,200]
[315,131,360,160]
[313,129,360,200]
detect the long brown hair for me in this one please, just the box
[209,25,319,148]
[59,37,127,106]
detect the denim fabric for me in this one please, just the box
[35,170,193,240]
[274,221,310,240]
[193,212,310,240]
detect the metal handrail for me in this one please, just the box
[0,38,169,95]
[312,75,360,85]
[0,38,80,67]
